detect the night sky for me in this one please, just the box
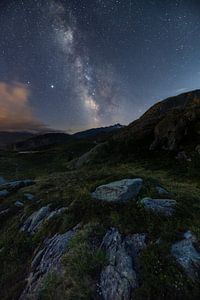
[0,0,200,132]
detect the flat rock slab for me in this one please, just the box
[92,178,143,203]
[99,228,146,300]
[141,197,176,216]
[20,226,78,300]
[21,206,67,234]
[171,231,200,280]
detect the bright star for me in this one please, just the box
[51,84,55,89]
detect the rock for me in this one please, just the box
[15,201,24,207]
[156,186,170,196]
[171,231,200,280]
[176,151,191,162]
[20,226,78,300]
[0,208,10,217]
[21,206,67,234]
[74,143,107,168]
[45,207,67,221]
[0,189,9,199]
[99,228,146,300]
[196,145,200,155]
[24,193,35,201]
[21,206,50,234]
[141,197,176,216]
[92,178,143,203]
[0,176,6,184]
[0,179,34,193]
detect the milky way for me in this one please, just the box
[0,0,200,132]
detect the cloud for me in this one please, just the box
[0,81,45,131]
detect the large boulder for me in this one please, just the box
[92,178,143,203]
[141,197,176,216]
[171,231,200,280]
[99,228,146,300]
[20,226,78,299]
[21,206,67,234]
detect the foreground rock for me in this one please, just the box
[20,226,78,299]
[99,228,146,300]
[92,178,143,203]
[171,231,200,280]
[21,206,67,234]
[141,197,176,216]
[21,206,68,234]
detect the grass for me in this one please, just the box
[0,145,200,299]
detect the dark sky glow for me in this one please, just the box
[0,0,200,132]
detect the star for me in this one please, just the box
[50,84,55,89]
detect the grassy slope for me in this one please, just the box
[0,144,200,299]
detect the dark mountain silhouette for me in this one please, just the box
[11,124,124,151]
[0,132,35,149]
[113,90,200,152]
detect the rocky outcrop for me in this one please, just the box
[20,226,78,300]
[114,90,200,152]
[171,231,200,280]
[141,197,176,216]
[99,228,146,300]
[74,143,107,168]
[92,178,143,203]
[21,206,67,234]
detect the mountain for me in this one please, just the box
[12,124,124,151]
[0,90,200,300]
[73,124,124,139]
[113,90,200,152]
[0,132,35,149]
[12,132,72,151]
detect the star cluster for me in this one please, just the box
[0,0,200,131]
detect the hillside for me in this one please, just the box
[0,91,200,300]
[0,132,35,149]
[11,124,124,151]
[114,90,200,152]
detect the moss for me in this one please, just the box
[39,223,106,300]
[134,243,200,300]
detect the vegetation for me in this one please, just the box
[0,141,200,299]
